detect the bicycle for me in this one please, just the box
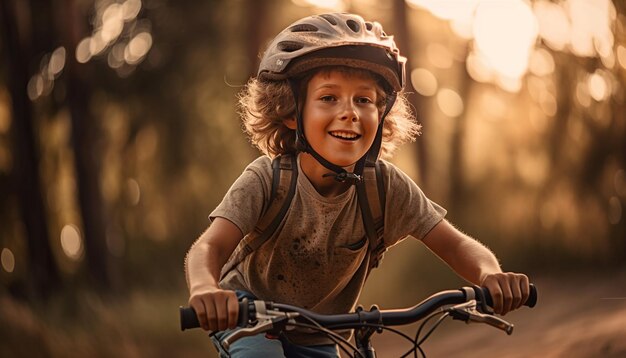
[180,284,537,358]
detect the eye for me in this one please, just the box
[356,96,374,104]
[320,95,336,102]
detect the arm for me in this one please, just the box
[185,217,243,331]
[421,219,530,315]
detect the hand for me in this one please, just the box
[188,286,239,332]
[481,272,530,315]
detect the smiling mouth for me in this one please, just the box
[329,131,361,141]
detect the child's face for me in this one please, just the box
[298,70,381,168]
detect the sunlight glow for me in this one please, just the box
[291,0,347,11]
[528,48,555,77]
[60,224,83,260]
[473,1,538,81]
[1,248,15,273]
[412,0,617,93]
[466,52,492,83]
[406,0,480,21]
[533,1,570,51]
[568,0,615,57]
[426,43,454,69]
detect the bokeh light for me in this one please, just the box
[587,70,611,102]
[528,48,555,77]
[60,224,83,260]
[436,88,464,117]
[411,68,438,96]
[74,0,150,72]
[1,248,15,273]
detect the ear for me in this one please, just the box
[283,117,297,130]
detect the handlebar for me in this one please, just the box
[179,284,537,331]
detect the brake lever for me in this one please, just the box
[447,301,514,335]
[222,319,275,351]
[221,303,300,351]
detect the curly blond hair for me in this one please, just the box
[238,66,420,160]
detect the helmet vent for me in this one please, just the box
[365,22,373,31]
[290,24,318,33]
[319,14,338,25]
[346,19,360,33]
[278,41,304,53]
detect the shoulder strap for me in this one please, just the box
[357,160,386,275]
[220,154,298,279]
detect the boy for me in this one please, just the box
[185,12,530,357]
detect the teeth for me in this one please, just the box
[330,131,359,139]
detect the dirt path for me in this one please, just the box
[366,269,626,358]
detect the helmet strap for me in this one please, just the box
[366,92,396,164]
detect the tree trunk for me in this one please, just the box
[448,44,473,215]
[245,0,268,77]
[392,0,429,188]
[0,0,61,299]
[60,0,112,290]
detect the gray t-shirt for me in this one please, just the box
[210,155,446,344]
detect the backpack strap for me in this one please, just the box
[220,154,298,280]
[356,160,387,275]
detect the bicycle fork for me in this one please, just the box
[353,305,381,358]
[354,326,377,358]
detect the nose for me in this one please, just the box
[340,101,358,122]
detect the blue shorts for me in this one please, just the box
[210,291,339,358]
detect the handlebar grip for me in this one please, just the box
[179,299,251,331]
[480,283,537,308]
[180,306,199,331]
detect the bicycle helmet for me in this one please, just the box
[259,13,406,92]
[258,13,407,183]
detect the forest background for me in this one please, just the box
[1,0,625,356]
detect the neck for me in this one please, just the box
[299,153,352,197]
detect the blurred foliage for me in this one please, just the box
[0,0,625,356]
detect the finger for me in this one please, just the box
[499,276,513,315]
[510,275,523,310]
[214,294,230,332]
[226,292,239,329]
[190,299,210,331]
[520,274,531,305]
[486,280,503,314]
[205,298,218,332]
